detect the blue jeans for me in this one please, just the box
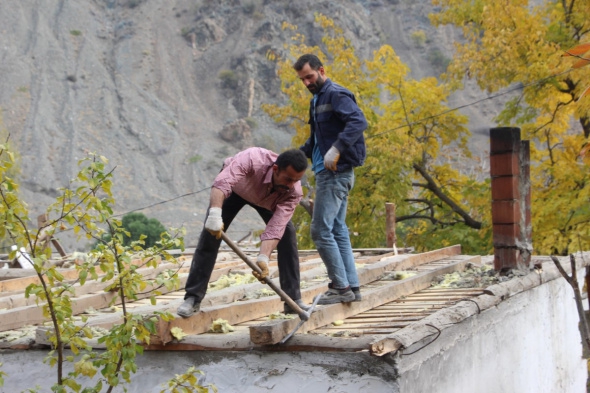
[311,169,359,289]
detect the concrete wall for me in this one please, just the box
[396,273,587,393]
[0,350,399,392]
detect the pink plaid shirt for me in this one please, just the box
[212,147,303,241]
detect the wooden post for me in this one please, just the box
[385,203,397,253]
[37,214,67,257]
[299,199,314,217]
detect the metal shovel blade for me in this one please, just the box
[280,293,323,344]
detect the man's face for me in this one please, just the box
[271,165,305,192]
[296,63,326,94]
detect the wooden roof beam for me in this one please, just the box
[249,254,478,345]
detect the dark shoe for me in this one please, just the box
[177,297,200,318]
[329,282,362,302]
[283,299,312,314]
[352,287,362,302]
[317,287,355,305]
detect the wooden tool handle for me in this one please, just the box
[220,232,308,321]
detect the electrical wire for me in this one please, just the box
[0,68,580,253]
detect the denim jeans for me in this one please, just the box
[311,169,359,289]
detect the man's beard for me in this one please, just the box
[272,184,290,192]
[307,74,325,93]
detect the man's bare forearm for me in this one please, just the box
[209,187,225,209]
[259,239,279,258]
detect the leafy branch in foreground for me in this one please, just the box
[0,144,213,392]
[160,367,218,393]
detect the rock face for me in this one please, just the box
[0,0,496,250]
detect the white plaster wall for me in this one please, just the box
[397,276,587,393]
[0,351,400,393]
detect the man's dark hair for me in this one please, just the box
[276,149,308,172]
[293,54,323,71]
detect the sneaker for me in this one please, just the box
[317,287,355,305]
[283,299,312,314]
[329,282,362,302]
[177,297,200,318]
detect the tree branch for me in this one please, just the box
[550,254,590,350]
[413,163,482,229]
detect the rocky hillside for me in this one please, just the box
[0,0,499,251]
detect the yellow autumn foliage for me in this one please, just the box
[432,0,590,254]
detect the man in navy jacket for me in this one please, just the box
[294,54,367,304]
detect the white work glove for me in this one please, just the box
[324,146,340,171]
[252,254,269,282]
[205,207,224,239]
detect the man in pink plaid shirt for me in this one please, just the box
[178,147,311,317]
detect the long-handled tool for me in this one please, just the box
[220,231,320,324]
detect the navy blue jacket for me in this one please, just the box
[299,79,367,171]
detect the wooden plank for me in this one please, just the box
[0,269,81,293]
[299,253,321,262]
[143,329,377,352]
[0,290,119,331]
[349,247,413,254]
[314,323,413,332]
[0,269,38,280]
[332,317,423,326]
[359,310,433,316]
[0,260,192,310]
[355,245,462,287]
[153,296,294,344]
[421,287,485,292]
[249,255,478,345]
[51,238,67,257]
[229,258,325,279]
[392,300,465,305]
[314,327,408,335]
[0,250,245,295]
[345,314,423,321]
[355,250,399,264]
[0,261,197,331]
[0,258,165,294]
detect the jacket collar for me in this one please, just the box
[316,78,332,97]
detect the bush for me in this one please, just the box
[427,49,451,73]
[123,212,167,247]
[245,117,258,129]
[411,30,427,47]
[218,70,239,89]
[99,212,167,248]
[188,154,203,164]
